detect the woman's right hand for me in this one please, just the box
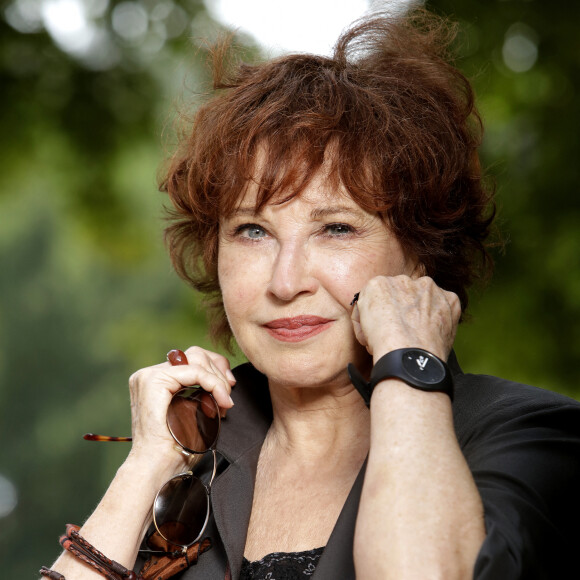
[126,346,236,473]
[47,347,236,577]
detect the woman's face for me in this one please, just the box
[217,172,415,392]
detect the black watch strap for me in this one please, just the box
[347,348,454,408]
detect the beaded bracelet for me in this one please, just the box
[39,567,65,580]
[40,524,136,580]
[40,524,212,580]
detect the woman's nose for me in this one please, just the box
[267,241,318,301]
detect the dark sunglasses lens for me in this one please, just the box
[167,388,220,453]
[153,474,210,547]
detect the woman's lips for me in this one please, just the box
[263,316,333,342]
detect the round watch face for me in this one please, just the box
[401,349,446,384]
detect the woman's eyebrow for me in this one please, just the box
[227,205,361,219]
[310,206,361,219]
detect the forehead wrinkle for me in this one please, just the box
[229,206,259,217]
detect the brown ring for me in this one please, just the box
[167,349,189,366]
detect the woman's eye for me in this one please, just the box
[325,223,353,236]
[237,224,267,239]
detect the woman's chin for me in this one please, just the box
[248,348,367,392]
[234,324,371,389]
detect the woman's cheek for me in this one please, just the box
[323,253,374,307]
[324,249,356,276]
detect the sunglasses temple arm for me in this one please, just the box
[83,434,133,442]
[208,449,218,487]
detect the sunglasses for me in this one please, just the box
[84,386,221,551]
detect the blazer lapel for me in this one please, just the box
[212,440,263,580]
[210,363,272,578]
[311,459,366,579]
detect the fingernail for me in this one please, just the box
[350,292,360,306]
[228,395,235,407]
[226,369,236,383]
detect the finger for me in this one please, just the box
[207,358,234,418]
[350,302,369,351]
[184,346,236,385]
[131,358,233,404]
[351,301,361,325]
[160,364,234,409]
[353,323,370,352]
[442,288,461,308]
[167,348,233,408]
[208,358,233,395]
[410,261,426,280]
[177,346,234,395]
[443,289,462,324]
[206,351,236,385]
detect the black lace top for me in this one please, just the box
[239,547,324,579]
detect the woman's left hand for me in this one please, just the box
[353,275,486,578]
[351,275,461,362]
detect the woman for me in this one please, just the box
[42,8,580,580]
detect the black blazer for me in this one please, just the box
[174,357,580,579]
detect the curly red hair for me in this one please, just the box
[161,8,495,347]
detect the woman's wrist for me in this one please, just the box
[371,377,452,408]
[121,450,185,494]
[350,347,454,408]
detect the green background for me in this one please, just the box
[0,1,578,577]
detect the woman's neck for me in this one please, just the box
[265,381,370,466]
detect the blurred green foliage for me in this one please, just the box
[429,0,580,394]
[0,1,249,576]
[0,0,578,577]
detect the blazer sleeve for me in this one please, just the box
[454,374,580,579]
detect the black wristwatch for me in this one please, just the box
[347,348,454,408]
